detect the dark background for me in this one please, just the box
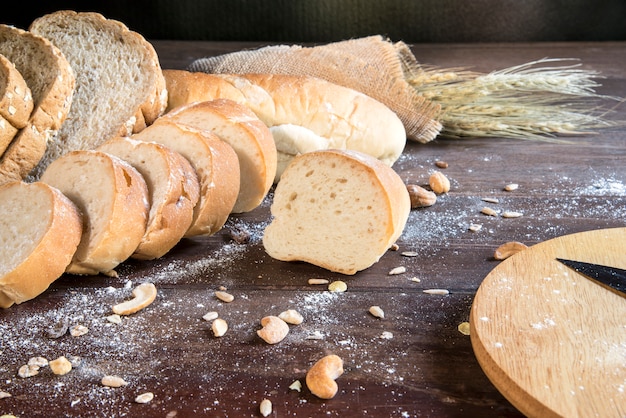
[2,0,625,43]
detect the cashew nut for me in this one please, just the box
[305,354,344,399]
[257,315,289,344]
[112,283,157,315]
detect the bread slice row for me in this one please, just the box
[0,23,75,184]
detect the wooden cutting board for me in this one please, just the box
[470,227,626,418]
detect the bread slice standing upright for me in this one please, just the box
[98,137,201,259]
[29,10,167,178]
[132,120,240,236]
[158,99,276,213]
[0,53,33,155]
[0,24,75,183]
[0,181,82,308]
[40,150,149,276]
[263,149,411,275]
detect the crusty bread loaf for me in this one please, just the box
[132,120,240,236]
[0,53,33,155]
[263,149,411,275]
[29,10,167,178]
[40,150,149,276]
[0,23,75,183]
[158,99,276,213]
[0,181,82,308]
[97,137,201,259]
[163,70,406,180]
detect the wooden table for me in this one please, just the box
[1,41,624,417]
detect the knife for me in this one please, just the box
[556,258,626,295]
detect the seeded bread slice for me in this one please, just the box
[29,10,167,178]
[40,150,149,276]
[98,136,200,259]
[133,120,240,236]
[158,99,276,213]
[0,181,82,308]
[0,53,33,154]
[263,149,411,275]
[0,24,75,183]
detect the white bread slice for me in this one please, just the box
[40,150,149,276]
[97,137,201,259]
[0,181,82,308]
[0,24,75,182]
[29,10,167,177]
[263,149,411,275]
[132,120,240,236]
[158,99,276,213]
[0,53,33,154]
[163,70,406,179]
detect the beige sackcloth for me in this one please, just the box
[188,35,442,143]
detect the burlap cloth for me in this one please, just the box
[188,35,442,143]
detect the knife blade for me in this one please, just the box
[556,258,626,295]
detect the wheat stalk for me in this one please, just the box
[407,58,620,140]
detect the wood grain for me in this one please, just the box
[0,41,624,417]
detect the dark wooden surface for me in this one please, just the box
[1,41,625,417]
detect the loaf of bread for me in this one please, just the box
[0,53,33,155]
[132,120,240,236]
[163,70,406,180]
[97,137,201,259]
[40,150,149,276]
[0,23,75,183]
[29,10,167,178]
[0,181,82,308]
[158,99,276,213]
[263,149,411,275]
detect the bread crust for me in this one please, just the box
[133,121,240,236]
[40,150,149,276]
[98,137,200,259]
[28,10,167,177]
[0,181,82,308]
[160,99,276,213]
[163,70,406,175]
[263,149,411,275]
[0,24,75,181]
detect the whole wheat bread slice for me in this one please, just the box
[0,24,75,183]
[0,53,33,155]
[29,10,167,178]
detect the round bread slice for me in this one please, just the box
[0,181,82,308]
[263,149,411,275]
[97,137,201,260]
[0,53,33,155]
[40,150,149,276]
[132,120,240,236]
[158,98,276,213]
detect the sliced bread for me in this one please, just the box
[29,10,167,177]
[0,23,75,182]
[132,120,240,236]
[0,181,82,308]
[158,99,276,213]
[40,150,149,276]
[0,53,33,154]
[97,136,201,260]
[263,149,411,275]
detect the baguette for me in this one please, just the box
[0,181,82,308]
[0,53,33,154]
[132,120,240,236]
[263,149,411,275]
[97,137,201,259]
[29,10,167,178]
[40,150,149,276]
[158,99,276,213]
[0,23,75,182]
[163,70,406,180]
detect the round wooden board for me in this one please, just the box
[470,227,626,418]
